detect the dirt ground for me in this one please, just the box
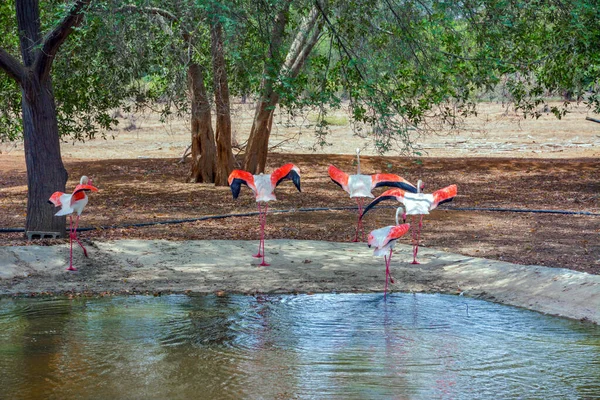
[1,102,599,275]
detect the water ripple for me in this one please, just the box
[0,293,599,399]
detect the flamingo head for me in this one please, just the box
[367,232,375,248]
[417,179,424,192]
[80,176,90,185]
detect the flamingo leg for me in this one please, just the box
[66,215,77,271]
[72,215,88,257]
[259,203,270,267]
[412,215,423,264]
[383,248,393,300]
[253,203,264,258]
[353,198,364,242]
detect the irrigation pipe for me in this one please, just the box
[1,205,599,234]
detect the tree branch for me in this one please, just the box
[282,5,321,74]
[0,47,25,84]
[116,5,191,42]
[117,5,179,23]
[288,16,324,78]
[269,0,293,60]
[314,0,366,82]
[34,0,92,81]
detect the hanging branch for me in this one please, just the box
[34,0,93,81]
[314,0,366,82]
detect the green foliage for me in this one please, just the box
[469,0,600,116]
[1,0,598,154]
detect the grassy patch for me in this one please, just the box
[307,113,349,126]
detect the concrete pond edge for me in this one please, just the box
[0,239,598,325]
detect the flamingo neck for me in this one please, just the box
[417,179,423,193]
[395,206,404,225]
[356,148,361,175]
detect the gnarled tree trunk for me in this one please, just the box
[21,75,69,234]
[0,0,90,236]
[210,21,234,186]
[188,63,217,183]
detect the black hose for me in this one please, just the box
[1,205,598,233]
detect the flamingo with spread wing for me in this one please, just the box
[328,148,417,242]
[228,164,301,266]
[362,181,457,264]
[48,176,99,271]
[368,208,411,299]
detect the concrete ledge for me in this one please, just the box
[0,239,598,324]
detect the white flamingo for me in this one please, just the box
[368,207,411,299]
[228,164,301,266]
[328,148,417,242]
[48,176,99,271]
[362,182,457,264]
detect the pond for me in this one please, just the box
[1,293,599,399]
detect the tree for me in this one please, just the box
[0,0,92,236]
[462,0,600,118]
[210,17,235,185]
[243,1,325,173]
[116,3,220,183]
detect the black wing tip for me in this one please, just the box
[437,197,454,206]
[230,178,245,199]
[276,170,302,192]
[361,195,395,218]
[330,177,343,189]
[374,181,418,193]
[290,170,301,192]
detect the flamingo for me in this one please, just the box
[362,181,457,264]
[328,148,417,242]
[228,163,301,266]
[48,176,99,271]
[368,207,411,299]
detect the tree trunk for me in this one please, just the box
[22,75,68,235]
[243,4,323,174]
[210,21,234,186]
[243,92,279,173]
[0,0,91,236]
[187,63,217,183]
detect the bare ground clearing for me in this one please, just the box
[0,102,599,276]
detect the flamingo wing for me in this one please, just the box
[271,163,301,192]
[368,223,411,255]
[362,188,407,218]
[48,191,65,207]
[328,165,350,194]
[371,174,418,193]
[72,184,99,196]
[432,184,457,209]
[70,184,98,206]
[387,223,411,241]
[228,170,257,199]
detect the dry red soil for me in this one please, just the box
[1,153,599,274]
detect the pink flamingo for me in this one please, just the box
[48,176,99,271]
[368,207,411,299]
[362,181,457,264]
[328,148,417,242]
[228,163,301,266]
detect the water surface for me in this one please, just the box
[1,293,599,399]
